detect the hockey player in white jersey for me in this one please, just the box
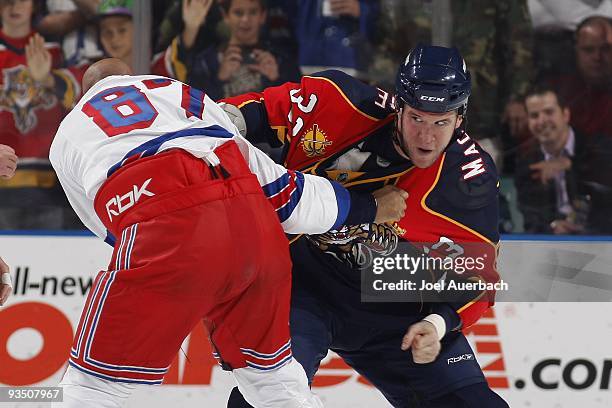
[49,59,407,408]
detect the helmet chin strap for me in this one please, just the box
[393,107,411,159]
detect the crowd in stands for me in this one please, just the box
[0,0,610,235]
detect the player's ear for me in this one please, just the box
[454,113,463,129]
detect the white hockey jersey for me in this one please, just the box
[50,75,349,240]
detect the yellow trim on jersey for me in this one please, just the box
[419,154,500,316]
[420,153,495,246]
[271,125,288,144]
[170,38,188,82]
[343,166,415,188]
[299,162,318,173]
[324,170,365,183]
[288,234,303,245]
[303,75,387,123]
[237,98,264,109]
[456,293,486,314]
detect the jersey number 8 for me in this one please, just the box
[82,85,158,137]
[82,79,206,137]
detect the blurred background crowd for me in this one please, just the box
[0,0,611,235]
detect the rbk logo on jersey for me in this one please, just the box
[106,178,155,221]
[447,353,475,364]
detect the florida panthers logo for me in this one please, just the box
[0,65,56,133]
[309,222,399,269]
[300,124,332,157]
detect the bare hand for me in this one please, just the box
[182,0,214,31]
[329,0,360,18]
[248,49,279,82]
[0,144,17,179]
[529,157,571,184]
[401,320,441,364]
[372,185,408,223]
[0,257,11,306]
[25,33,52,84]
[503,100,528,139]
[218,45,243,82]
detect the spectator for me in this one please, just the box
[548,16,612,139]
[291,0,379,79]
[172,0,300,100]
[37,0,104,66]
[96,0,202,79]
[515,85,594,234]
[528,0,612,79]
[151,0,221,85]
[154,0,224,56]
[96,0,134,67]
[0,0,83,229]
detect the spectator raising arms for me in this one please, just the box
[163,0,301,100]
[0,0,83,229]
[96,0,195,79]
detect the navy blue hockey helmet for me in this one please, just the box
[395,44,471,115]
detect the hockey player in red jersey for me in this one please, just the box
[223,44,509,407]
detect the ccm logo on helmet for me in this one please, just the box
[420,95,445,102]
[106,178,155,221]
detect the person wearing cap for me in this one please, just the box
[222,44,508,407]
[96,0,134,68]
[96,0,179,78]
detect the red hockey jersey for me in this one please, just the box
[223,70,500,329]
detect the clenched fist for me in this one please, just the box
[372,185,408,223]
[401,320,441,364]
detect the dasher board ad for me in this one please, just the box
[0,234,611,407]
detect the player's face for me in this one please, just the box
[99,16,133,61]
[224,0,266,46]
[397,106,462,168]
[525,91,570,150]
[0,0,33,30]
